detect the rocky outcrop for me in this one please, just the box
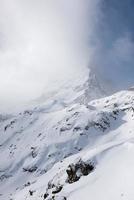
[66,159,94,184]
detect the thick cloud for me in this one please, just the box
[0,0,134,112]
[0,0,101,111]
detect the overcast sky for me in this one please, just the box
[0,0,134,111]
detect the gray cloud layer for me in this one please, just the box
[0,0,133,111]
[0,0,101,111]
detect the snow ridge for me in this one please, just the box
[0,72,134,200]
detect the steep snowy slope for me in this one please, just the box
[34,67,107,107]
[0,87,134,200]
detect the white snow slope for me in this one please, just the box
[0,72,134,200]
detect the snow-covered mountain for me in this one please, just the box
[0,69,134,200]
[34,68,107,107]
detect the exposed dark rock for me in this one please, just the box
[73,112,79,116]
[29,190,34,196]
[24,110,33,115]
[48,196,67,200]
[94,122,107,132]
[66,159,94,184]
[73,126,81,131]
[24,182,31,187]
[37,133,42,137]
[113,103,118,108]
[52,185,63,194]
[85,125,90,130]
[31,147,38,158]
[44,181,63,199]
[60,126,70,132]
[113,110,119,115]
[4,120,16,131]
[66,165,80,183]
[44,193,49,199]
[47,181,55,189]
[4,124,10,131]
[23,166,37,173]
